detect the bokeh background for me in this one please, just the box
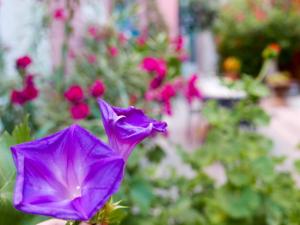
[1,0,300,225]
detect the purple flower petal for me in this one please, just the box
[11,124,125,220]
[97,99,167,161]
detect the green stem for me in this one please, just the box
[256,59,272,83]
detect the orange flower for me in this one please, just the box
[223,57,241,73]
[263,43,281,59]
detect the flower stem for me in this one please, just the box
[256,59,271,83]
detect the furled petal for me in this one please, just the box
[97,99,167,161]
[11,124,125,220]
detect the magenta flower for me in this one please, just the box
[173,35,184,52]
[10,75,39,105]
[70,102,90,120]
[98,99,167,161]
[11,125,125,220]
[16,55,32,70]
[141,57,167,77]
[90,80,106,98]
[185,74,203,104]
[149,75,164,89]
[53,8,66,21]
[108,46,119,57]
[64,85,85,104]
[142,57,158,72]
[159,83,176,115]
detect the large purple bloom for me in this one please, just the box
[11,125,124,220]
[98,99,167,161]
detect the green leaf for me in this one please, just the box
[218,187,260,219]
[252,156,276,183]
[294,159,300,173]
[11,115,31,144]
[130,178,154,213]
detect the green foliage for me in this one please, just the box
[215,0,300,75]
[183,76,300,225]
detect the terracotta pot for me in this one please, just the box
[269,83,291,106]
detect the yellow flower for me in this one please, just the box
[223,57,241,73]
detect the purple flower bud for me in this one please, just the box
[98,99,167,161]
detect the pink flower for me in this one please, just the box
[136,35,147,47]
[142,57,158,72]
[16,55,32,70]
[86,54,97,64]
[118,33,128,45]
[68,49,77,59]
[160,83,176,102]
[87,25,99,39]
[108,46,119,57]
[141,57,167,77]
[160,83,176,115]
[172,77,185,91]
[90,80,106,98]
[173,35,184,52]
[178,52,189,62]
[185,74,202,104]
[53,8,66,21]
[70,102,90,120]
[64,85,84,103]
[163,100,172,116]
[145,89,158,101]
[156,59,167,77]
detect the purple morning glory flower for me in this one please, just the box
[11,124,125,220]
[98,99,167,161]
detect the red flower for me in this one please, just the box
[16,55,32,70]
[10,75,39,105]
[10,90,27,105]
[70,102,90,120]
[129,94,138,105]
[254,7,267,21]
[108,46,119,57]
[23,75,39,101]
[90,80,106,98]
[263,43,281,59]
[23,85,38,101]
[53,8,66,21]
[269,43,281,54]
[64,85,84,103]
[185,74,202,104]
